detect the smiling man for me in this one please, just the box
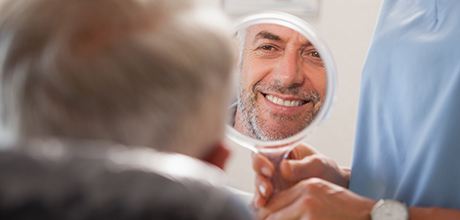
[234,24,326,141]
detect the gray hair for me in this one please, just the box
[0,0,234,157]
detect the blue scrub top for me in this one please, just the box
[350,0,460,209]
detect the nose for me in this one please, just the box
[273,50,305,87]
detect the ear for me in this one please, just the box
[201,142,230,170]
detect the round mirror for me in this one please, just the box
[226,12,336,150]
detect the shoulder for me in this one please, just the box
[0,149,253,220]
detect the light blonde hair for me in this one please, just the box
[0,0,234,157]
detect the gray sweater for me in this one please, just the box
[0,146,253,220]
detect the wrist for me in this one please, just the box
[371,199,409,220]
[358,198,375,220]
[409,207,437,220]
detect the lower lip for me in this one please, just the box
[259,93,309,115]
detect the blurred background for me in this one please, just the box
[206,0,384,192]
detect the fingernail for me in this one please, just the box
[261,166,272,177]
[259,184,267,197]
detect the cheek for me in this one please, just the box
[304,66,327,97]
[318,70,327,98]
[240,55,275,90]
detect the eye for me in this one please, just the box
[253,44,282,58]
[257,44,278,52]
[302,49,321,59]
[310,51,321,58]
[301,48,324,66]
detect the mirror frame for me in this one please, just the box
[226,11,337,149]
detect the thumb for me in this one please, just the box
[288,143,317,159]
[280,156,321,182]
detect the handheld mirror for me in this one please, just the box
[226,12,336,194]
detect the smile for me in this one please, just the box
[264,94,307,107]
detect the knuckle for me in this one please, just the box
[310,155,325,167]
[302,178,324,191]
[308,155,326,176]
[300,195,316,208]
[300,181,315,191]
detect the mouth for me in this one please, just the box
[262,93,310,107]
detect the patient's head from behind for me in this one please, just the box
[0,0,234,164]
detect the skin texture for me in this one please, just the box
[252,144,460,220]
[234,24,326,141]
[258,178,374,220]
[252,144,350,208]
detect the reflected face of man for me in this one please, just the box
[234,24,326,141]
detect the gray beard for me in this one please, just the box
[237,88,320,141]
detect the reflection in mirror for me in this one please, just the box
[231,23,326,141]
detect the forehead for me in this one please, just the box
[245,24,310,45]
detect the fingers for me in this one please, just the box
[265,197,309,220]
[288,143,317,160]
[252,144,317,179]
[252,153,275,177]
[258,180,308,219]
[261,178,328,220]
[280,155,325,182]
[280,144,319,182]
[254,174,273,208]
[252,153,275,209]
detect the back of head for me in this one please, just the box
[0,0,234,157]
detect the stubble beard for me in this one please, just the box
[237,85,321,141]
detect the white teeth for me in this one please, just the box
[266,95,303,107]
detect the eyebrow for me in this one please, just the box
[253,30,314,48]
[253,31,282,43]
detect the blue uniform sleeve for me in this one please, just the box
[350,0,460,209]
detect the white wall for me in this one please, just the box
[306,0,382,167]
[206,0,383,192]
